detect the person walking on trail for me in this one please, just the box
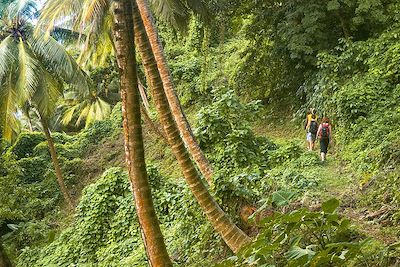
[306,114,318,151]
[304,108,318,151]
[317,117,332,162]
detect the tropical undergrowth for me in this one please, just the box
[301,21,400,226]
[0,105,122,261]
[2,86,399,266]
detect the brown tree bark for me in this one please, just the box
[138,81,151,114]
[141,104,168,142]
[0,242,13,267]
[135,0,214,186]
[132,3,251,253]
[39,114,74,210]
[112,0,172,265]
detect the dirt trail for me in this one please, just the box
[315,156,398,244]
[257,122,399,245]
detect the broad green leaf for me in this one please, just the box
[321,198,339,213]
[271,190,296,207]
[285,245,316,261]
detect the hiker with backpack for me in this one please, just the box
[317,117,332,162]
[306,114,318,151]
[304,108,318,151]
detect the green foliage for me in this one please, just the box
[7,132,45,159]
[16,165,226,266]
[196,90,275,170]
[268,142,303,167]
[17,168,142,266]
[217,198,400,267]
[80,119,114,146]
[270,190,296,208]
[16,156,49,183]
[302,23,400,179]
[2,0,400,266]
[0,113,122,262]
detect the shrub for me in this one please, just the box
[196,90,275,171]
[7,132,45,159]
[217,199,400,266]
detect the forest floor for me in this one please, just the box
[255,119,399,245]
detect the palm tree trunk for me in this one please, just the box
[38,114,74,210]
[138,81,167,141]
[135,0,214,186]
[0,241,13,267]
[132,3,251,253]
[138,81,151,114]
[141,104,168,142]
[112,0,172,265]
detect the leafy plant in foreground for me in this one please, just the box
[217,198,400,266]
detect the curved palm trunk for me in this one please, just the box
[112,0,172,266]
[138,81,151,113]
[135,0,214,185]
[0,242,13,267]
[132,3,251,253]
[141,104,168,142]
[39,114,74,210]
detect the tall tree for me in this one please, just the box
[38,0,250,252]
[136,0,214,185]
[0,0,88,209]
[112,0,172,265]
[37,0,214,185]
[132,1,251,253]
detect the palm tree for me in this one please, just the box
[112,0,172,264]
[38,0,251,253]
[0,0,88,210]
[136,0,214,185]
[37,0,214,185]
[132,1,251,253]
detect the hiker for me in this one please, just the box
[306,114,318,151]
[304,108,318,151]
[317,117,332,162]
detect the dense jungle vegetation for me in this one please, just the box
[0,0,399,266]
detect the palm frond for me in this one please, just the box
[61,103,79,125]
[0,37,21,140]
[85,97,110,126]
[85,102,96,126]
[36,0,83,37]
[81,0,109,26]
[27,31,89,95]
[149,0,191,32]
[6,0,37,20]
[0,74,19,141]
[51,26,84,45]
[78,13,113,67]
[75,105,89,126]
[184,0,210,22]
[60,94,111,127]
[0,36,17,84]
[15,38,39,105]
[31,67,63,117]
[95,97,111,119]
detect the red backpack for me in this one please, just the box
[320,123,330,138]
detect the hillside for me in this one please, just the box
[1,0,400,266]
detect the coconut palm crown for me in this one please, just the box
[0,0,88,140]
[37,0,209,67]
